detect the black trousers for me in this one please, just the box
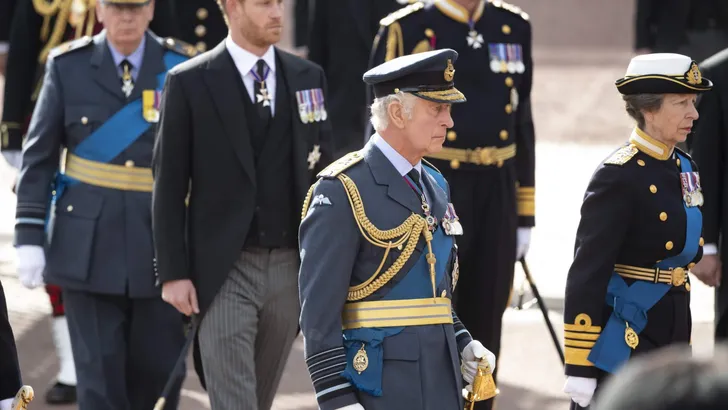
[63,290,186,410]
[449,166,518,410]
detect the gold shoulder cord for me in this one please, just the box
[36,0,96,64]
[385,22,404,62]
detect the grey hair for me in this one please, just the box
[369,92,417,133]
[622,93,664,129]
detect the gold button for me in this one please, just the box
[196,42,207,52]
[505,104,512,114]
[502,24,511,34]
[67,205,73,212]
[666,241,674,250]
[197,7,208,20]
[637,159,645,166]
[650,185,657,193]
[685,282,691,291]
[81,116,88,125]
[499,130,509,140]
[195,25,206,37]
[676,158,681,167]
[699,237,705,246]
[125,160,135,167]
[505,77,513,87]
[659,212,667,221]
[425,28,434,37]
[450,159,460,169]
[688,262,696,269]
[447,130,457,141]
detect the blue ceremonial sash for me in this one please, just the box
[45,51,187,233]
[588,152,702,373]
[341,167,453,396]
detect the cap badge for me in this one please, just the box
[686,62,702,85]
[444,59,455,82]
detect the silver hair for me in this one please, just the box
[369,92,417,133]
[622,93,665,129]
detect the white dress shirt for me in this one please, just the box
[225,36,277,116]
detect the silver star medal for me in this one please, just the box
[467,30,484,49]
[307,144,321,170]
[122,79,134,98]
[256,85,272,107]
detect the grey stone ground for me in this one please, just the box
[0,1,719,409]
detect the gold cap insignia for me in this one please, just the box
[444,59,455,82]
[686,62,702,85]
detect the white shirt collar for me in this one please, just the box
[372,133,423,177]
[224,35,276,78]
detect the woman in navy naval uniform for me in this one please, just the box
[561,53,713,409]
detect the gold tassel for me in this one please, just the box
[385,22,404,62]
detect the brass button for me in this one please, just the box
[505,77,513,87]
[699,237,705,246]
[505,104,512,114]
[659,212,667,221]
[688,262,696,269]
[676,158,681,167]
[450,159,460,169]
[446,130,457,141]
[425,28,434,37]
[197,7,208,19]
[195,25,206,37]
[67,205,73,212]
[502,24,511,34]
[499,130,509,140]
[637,159,645,166]
[81,116,88,125]
[196,42,207,52]
[665,241,674,250]
[650,185,657,194]
[125,160,135,167]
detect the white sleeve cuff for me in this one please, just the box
[0,42,8,54]
[0,398,14,410]
[703,243,718,256]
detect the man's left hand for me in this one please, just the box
[461,340,496,384]
[516,227,532,260]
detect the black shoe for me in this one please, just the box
[45,382,77,405]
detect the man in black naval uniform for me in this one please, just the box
[369,3,535,408]
[689,47,728,339]
[172,0,227,53]
[306,0,411,157]
[0,279,23,410]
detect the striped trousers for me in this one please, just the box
[198,248,301,410]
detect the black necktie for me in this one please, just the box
[253,59,272,121]
[407,168,423,193]
[120,59,134,97]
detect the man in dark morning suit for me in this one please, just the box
[12,0,197,408]
[307,0,410,158]
[0,279,23,410]
[152,0,334,408]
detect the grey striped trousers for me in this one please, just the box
[198,248,301,410]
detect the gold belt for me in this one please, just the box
[426,143,516,167]
[64,153,154,192]
[614,264,689,287]
[342,297,453,330]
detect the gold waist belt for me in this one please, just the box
[614,264,689,287]
[426,143,516,167]
[64,153,154,192]
[342,297,453,330]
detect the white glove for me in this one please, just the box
[516,227,532,260]
[336,404,365,410]
[0,398,13,410]
[1,150,22,170]
[16,245,46,289]
[461,340,496,384]
[563,376,597,408]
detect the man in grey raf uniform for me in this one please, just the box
[298,48,497,410]
[12,0,197,408]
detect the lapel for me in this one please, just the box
[203,41,255,183]
[365,142,423,215]
[127,32,165,102]
[348,0,374,49]
[421,168,448,223]
[276,49,312,199]
[90,31,126,102]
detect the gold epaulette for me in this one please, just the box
[604,144,639,166]
[489,0,530,20]
[162,38,200,58]
[379,1,425,26]
[317,151,365,178]
[48,36,92,59]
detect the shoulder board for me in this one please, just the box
[49,36,92,59]
[162,38,200,58]
[489,0,530,20]
[380,2,426,26]
[604,144,638,166]
[422,158,442,174]
[317,151,365,178]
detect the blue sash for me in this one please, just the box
[588,152,702,373]
[341,167,453,396]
